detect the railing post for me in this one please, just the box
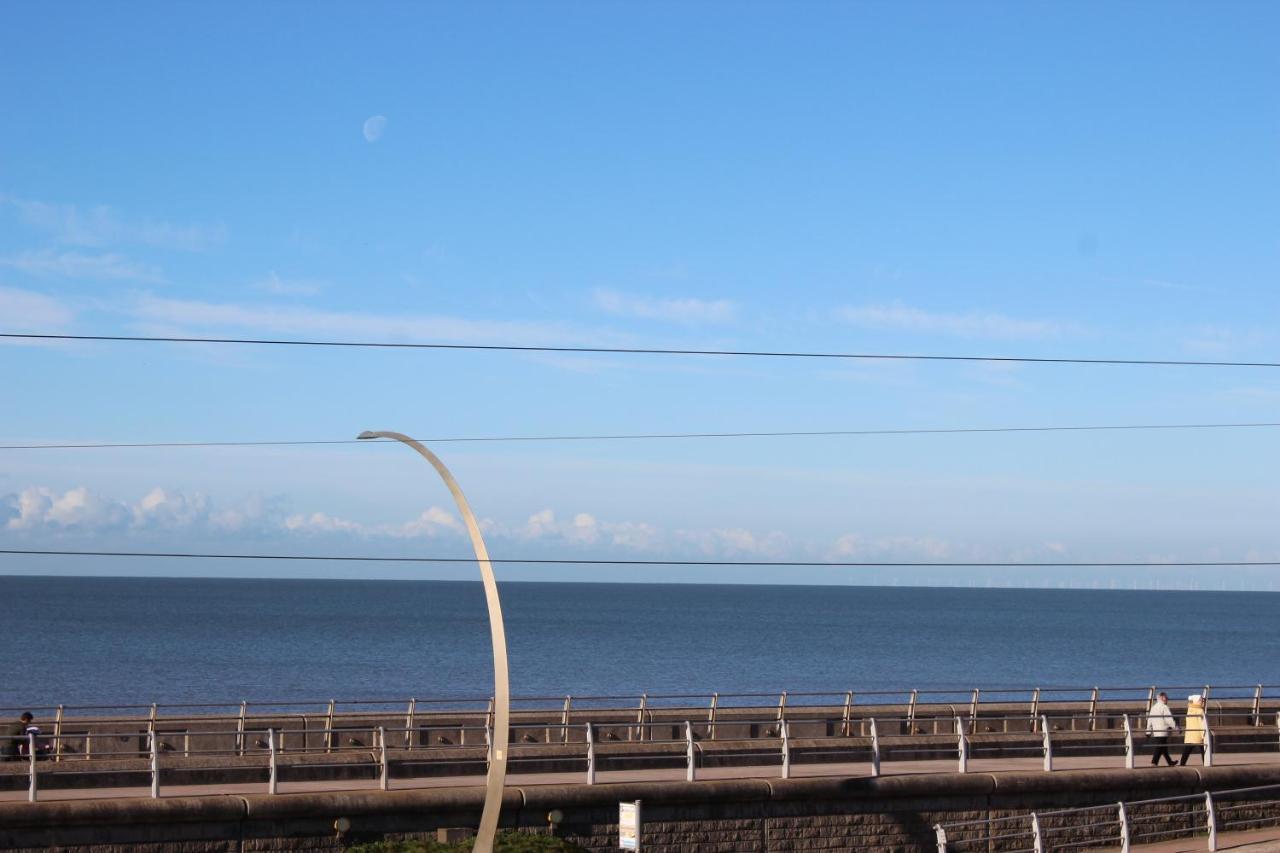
[485,717,494,768]
[1123,714,1135,769]
[970,689,981,732]
[1118,801,1130,853]
[685,720,696,782]
[27,732,37,803]
[1205,791,1217,851]
[1089,686,1100,731]
[1030,688,1041,731]
[268,728,278,794]
[709,693,719,741]
[404,698,416,748]
[1041,715,1053,771]
[561,695,572,744]
[148,727,158,794]
[1146,686,1156,711]
[149,730,160,799]
[378,726,389,791]
[1204,721,1214,768]
[53,704,64,762]
[869,717,882,777]
[1031,811,1044,853]
[585,723,596,785]
[956,716,968,773]
[238,700,249,756]
[634,694,647,742]
[841,691,854,737]
[1253,684,1263,727]
[780,720,791,779]
[934,823,948,852]
[324,699,335,753]
[777,691,788,722]
[907,690,919,732]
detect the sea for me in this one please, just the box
[1,576,1277,711]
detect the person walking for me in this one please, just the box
[1180,694,1207,765]
[1146,692,1178,766]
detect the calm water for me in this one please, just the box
[1,576,1277,709]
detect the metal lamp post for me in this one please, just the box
[357,430,509,852]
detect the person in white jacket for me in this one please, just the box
[1145,692,1179,766]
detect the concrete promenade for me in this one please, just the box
[4,749,1278,803]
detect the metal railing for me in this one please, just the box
[3,682,1274,763]
[935,783,1280,852]
[3,682,1275,731]
[7,706,1280,803]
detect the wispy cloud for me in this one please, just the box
[837,303,1069,340]
[1180,325,1270,357]
[0,193,226,252]
[0,249,163,283]
[593,288,737,325]
[254,271,323,297]
[0,286,74,332]
[129,294,611,347]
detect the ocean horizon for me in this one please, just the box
[3,575,1277,710]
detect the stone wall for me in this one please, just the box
[1,765,1277,852]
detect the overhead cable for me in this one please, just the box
[1,549,1275,567]
[3,332,1279,368]
[3,421,1280,450]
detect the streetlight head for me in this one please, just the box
[357,431,379,440]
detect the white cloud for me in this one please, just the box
[1180,325,1269,357]
[0,193,226,252]
[255,271,323,297]
[0,286,75,332]
[3,486,284,535]
[838,303,1067,340]
[593,288,737,325]
[132,487,210,529]
[6,487,131,531]
[517,509,660,549]
[284,511,364,534]
[284,506,462,539]
[129,294,597,347]
[390,507,463,538]
[0,249,163,283]
[675,526,789,557]
[832,533,953,559]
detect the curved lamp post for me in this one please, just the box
[357,430,508,852]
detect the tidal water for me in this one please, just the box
[1,576,1277,710]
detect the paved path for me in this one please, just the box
[1124,826,1280,851]
[4,751,1279,804]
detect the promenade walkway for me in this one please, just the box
[4,750,1279,804]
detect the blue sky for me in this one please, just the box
[1,2,1277,588]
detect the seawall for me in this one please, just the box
[2,764,1278,852]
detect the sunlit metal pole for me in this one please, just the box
[357,430,508,852]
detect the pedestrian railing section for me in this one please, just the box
[934,782,1280,852]
[3,682,1277,765]
[6,708,1280,803]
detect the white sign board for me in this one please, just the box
[619,799,641,850]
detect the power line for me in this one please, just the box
[3,421,1280,450]
[4,332,1280,368]
[1,549,1275,567]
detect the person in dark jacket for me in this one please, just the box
[3,713,32,761]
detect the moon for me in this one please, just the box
[362,115,387,143]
